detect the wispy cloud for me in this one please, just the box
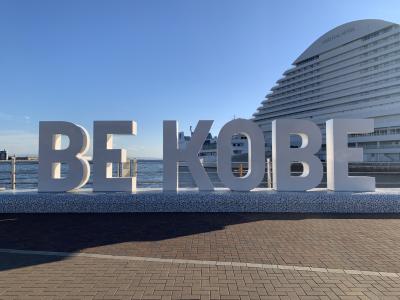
[0,113,32,124]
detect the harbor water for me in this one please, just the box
[0,160,399,190]
[0,160,225,189]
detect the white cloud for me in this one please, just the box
[0,113,32,124]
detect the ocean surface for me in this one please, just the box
[0,160,399,189]
[0,160,225,189]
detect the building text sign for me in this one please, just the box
[38,119,375,193]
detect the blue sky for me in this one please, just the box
[1,0,400,158]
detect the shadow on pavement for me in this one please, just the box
[0,213,399,271]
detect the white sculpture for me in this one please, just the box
[272,119,323,191]
[217,119,265,191]
[326,119,375,191]
[93,121,137,192]
[163,120,214,191]
[38,121,90,192]
[36,118,377,193]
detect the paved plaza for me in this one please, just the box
[1,213,400,299]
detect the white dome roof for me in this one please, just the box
[294,19,395,64]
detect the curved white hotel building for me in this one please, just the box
[253,19,400,161]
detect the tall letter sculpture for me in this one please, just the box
[163,120,214,191]
[93,121,137,192]
[38,121,90,192]
[272,119,323,191]
[326,119,375,191]
[217,119,265,191]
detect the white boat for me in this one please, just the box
[199,133,217,168]
[178,130,248,168]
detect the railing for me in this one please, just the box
[0,158,400,190]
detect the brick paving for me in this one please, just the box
[1,213,400,299]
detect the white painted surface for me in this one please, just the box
[326,119,375,191]
[272,119,323,191]
[0,248,398,278]
[93,121,137,192]
[217,119,265,191]
[38,121,90,192]
[163,120,214,191]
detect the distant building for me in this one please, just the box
[15,156,38,161]
[178,131,248,167]
[253,19,400,162]
[0,150,7,161]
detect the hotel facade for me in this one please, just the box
[253,19,400,162]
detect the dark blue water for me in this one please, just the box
[0,160,224,189]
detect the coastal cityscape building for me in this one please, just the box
[0,149,7,161]
[178,131,248,167]
[253,19,400,162]
[4,2,400,298]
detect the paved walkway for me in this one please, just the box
[1,213,400,299]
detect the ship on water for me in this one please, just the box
[178,130,248,168]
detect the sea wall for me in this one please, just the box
[1,188,400,213]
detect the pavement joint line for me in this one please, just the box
[0,247,399,278]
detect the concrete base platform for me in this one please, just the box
[1,188,400,213]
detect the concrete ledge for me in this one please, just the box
[1,188,400,213]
